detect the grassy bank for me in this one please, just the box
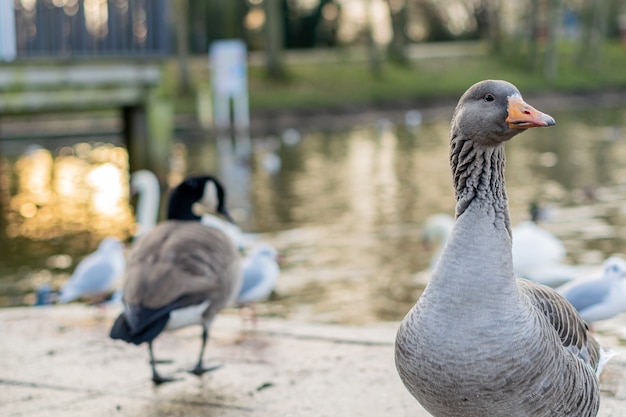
[170,41,626,115]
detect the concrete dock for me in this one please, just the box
[2,305,626,416]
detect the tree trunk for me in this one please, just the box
[175,0,190,94]
[578,0,609,72]
[386,0,409,65]
[478,0,502,55]
[544,0,563,82]
[264,0,286,80]
[528,0,540,70]
[366,0,383,78]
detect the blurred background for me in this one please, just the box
[1,0,626,324]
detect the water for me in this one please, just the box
[1,104,626,324]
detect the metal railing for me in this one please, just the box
[6,0,171,59]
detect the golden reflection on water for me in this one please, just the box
[6,143,134,242]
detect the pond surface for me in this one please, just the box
[1,103,626,324]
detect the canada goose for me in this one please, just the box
[396,80,608,416]
[110,175,241,385]
[130,169,160,239]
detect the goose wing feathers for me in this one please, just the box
[123,221,241,309]
[518,279,600,371]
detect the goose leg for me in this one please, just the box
[189,328,221,376]
[148,342,179,385]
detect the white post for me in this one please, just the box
[209,39,250,133]
[0,0,17,62]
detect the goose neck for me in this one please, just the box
[450,135,511,236]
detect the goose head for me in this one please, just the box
[130,170,160,238]
[451,80,555,146]
[167,175,233,222]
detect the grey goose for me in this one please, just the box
[395,80,609,417]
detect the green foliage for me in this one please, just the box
[246,42,626,111]
[172,41,626,114]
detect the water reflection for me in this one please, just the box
[1,105,626,324]
[6,143,133,241]
[0,142,134,306]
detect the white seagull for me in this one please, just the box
[57,237,126,304]
[559,255,626,324]
[237,243,280,321]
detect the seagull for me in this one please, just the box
[110,175,242,385]
[237,243,281,322]
[57,237,126,304]
[396,80,609,416]
[559,255,626,324]
[511,212,576,287]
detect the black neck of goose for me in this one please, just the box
[449,134,512,236]
[167,192,201,221]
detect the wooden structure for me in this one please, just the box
[0,0,173,179]
[0,62,172,178]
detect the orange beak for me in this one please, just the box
[505,96,556,129]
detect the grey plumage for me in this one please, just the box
[395,80,606,417]
[122,221,241,313]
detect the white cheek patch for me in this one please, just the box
[198,180,219,213]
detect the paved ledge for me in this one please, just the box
[1,305,625,417]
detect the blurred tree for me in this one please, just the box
[386,0,410,65]
[283,0,339,49]
[175,0,191,93]
[264,0,287,79]
[475,0,503,54]
[527,0,541,71]
[188,0,248,53]
[544,0,564,82]
[365,0,383,78]
[189,0,209,53]
[577,0,610,71]
[419,1,456,41]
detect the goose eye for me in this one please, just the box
[484,94,495,102]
